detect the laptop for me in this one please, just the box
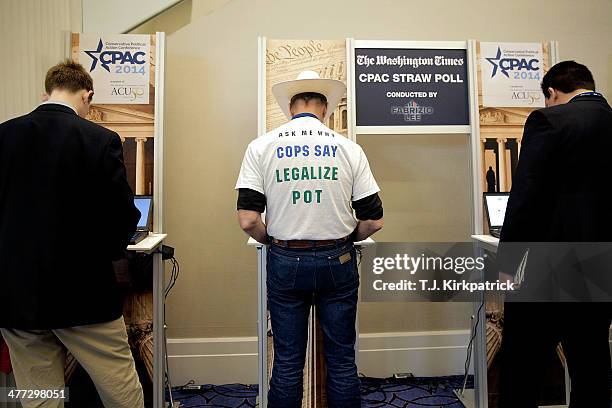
[483,193,510,238]
[130,196,153,245]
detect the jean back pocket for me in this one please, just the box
[327,247,358,289]
[267,249,301,290]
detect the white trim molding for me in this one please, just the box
[167,330,473,386]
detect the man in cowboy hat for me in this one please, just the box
[236,70,384,407]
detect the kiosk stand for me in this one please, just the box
[151,32,168,408]
[349,38,486,408]
[127,233,168,408]
[256,36,377,406]
[469,41,564,408]
[69,31,168,408]
[255,36,562,408]
[119,32,169,408]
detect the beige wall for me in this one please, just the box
[0,0,82,122]
[357,133,474,332]
[82,0,181,33]
[129,0,612,338]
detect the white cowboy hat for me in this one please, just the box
[272,70,346,122]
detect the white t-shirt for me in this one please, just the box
[235,115,380,240]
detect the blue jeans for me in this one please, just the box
[266,242,361,408]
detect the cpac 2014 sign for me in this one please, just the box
[79,34,150,104]
[480,42,545,107]
[84,39,147,73]
[354,48,470,127]
[486,47,539,78]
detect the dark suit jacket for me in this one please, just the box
[499,94,612,279]
[0,103,140,329]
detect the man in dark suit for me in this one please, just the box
[486,166,496,192]
[0,61,144,407]
[498,61,612,408]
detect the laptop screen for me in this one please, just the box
[134,196,152,229]
[484,193,509,227]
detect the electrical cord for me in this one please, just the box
[459,299,484,395]
[161,252,180,407]
[165,257,180,298]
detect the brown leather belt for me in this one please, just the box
[271,235,350,249]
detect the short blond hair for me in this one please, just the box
[45,60,93,94]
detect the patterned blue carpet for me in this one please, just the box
[169,375,474,407]
[360,375,473,407]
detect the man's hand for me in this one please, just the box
[353,219,384,242]
[499,271,520,291]
[237,210,268,244]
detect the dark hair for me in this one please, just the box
[541,61,595,98]
[289,92,327,107]
[45,60,94,95]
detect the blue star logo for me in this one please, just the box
[486,46,508,78]
[84,39,110,72]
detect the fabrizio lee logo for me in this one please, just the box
[486,46,540,78]
[84,39,147,72]
[391,100,434,122]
